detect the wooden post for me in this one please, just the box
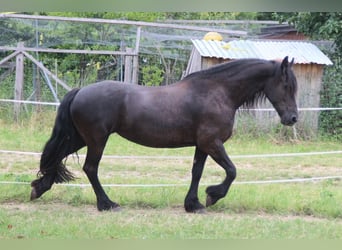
[14,42,24,121]
[132,26,141,84]
[34,63,42,113]
[124,48,133,83]
[23,51,71,91]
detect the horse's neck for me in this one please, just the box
[228,75,268,108]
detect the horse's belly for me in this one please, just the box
[117,126,195,148]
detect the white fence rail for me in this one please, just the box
[0,149,341,187]
[1,98,341,111]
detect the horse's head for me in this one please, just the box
[265,56,298,126]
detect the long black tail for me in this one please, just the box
[34,88,85,186]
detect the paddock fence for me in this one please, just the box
[0,147,341,188]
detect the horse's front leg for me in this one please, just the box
[184,147,208,213]
[202,140,237,207]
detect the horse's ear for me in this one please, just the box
[281,56,289,71]
[289,57,294,67]
[280,56,290,78]
[279,56,290,82]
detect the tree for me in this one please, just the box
[268,12,342,56]
[280,12,342,138]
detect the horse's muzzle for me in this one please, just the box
[281,112,298,126]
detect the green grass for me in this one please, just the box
[0,115,342,239]
[0,153,342,239]
[1,196,342,239]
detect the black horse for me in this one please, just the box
[31,56,298,213]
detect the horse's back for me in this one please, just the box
[70,81,132,137]
[70,80,198,147]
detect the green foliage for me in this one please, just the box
[319,55,342,139]
[166,12,258,20]
[258,12,342,55]
[287,13,342,55]
[141,64,164,86]
[0,18,33,46]
[271,12,342,139]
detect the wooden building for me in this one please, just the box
[184,39,333,136]
[259,24,308,40]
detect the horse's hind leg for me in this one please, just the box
[30,173,55,200]
[83,140,120,211]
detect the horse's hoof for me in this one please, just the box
[98,202,121,212]
[111,206,122,212]
[30,188,37,201]
[206,195,213,207]
[194,208,207,214]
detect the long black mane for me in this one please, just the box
[184,58,273,79]
[184,58,297,108]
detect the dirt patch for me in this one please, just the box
[1,200,341,225]
[0,201,99,215]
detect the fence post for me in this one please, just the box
[14,42,24,121]
[132,26,141,84]
[124,48,133,83]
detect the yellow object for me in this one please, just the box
[203,32,223,41]
[39,34,44,45]
[221,42,246,52]
[222,43,231,49]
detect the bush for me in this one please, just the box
[319,55,342,140]
[141,65,164,86]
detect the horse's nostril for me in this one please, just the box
[292,116,298,123]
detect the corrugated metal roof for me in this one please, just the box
[191,39,333,65]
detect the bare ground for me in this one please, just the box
[1,200,342,225]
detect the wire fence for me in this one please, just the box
[1,149,342,159]
[1,175,342,188]
[0,148,341,188]
[1,98,342,111]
